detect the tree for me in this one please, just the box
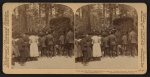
[17,4,28,34]
[45,4,50,26]
[81,5,92,33]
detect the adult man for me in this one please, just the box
[102,33,110,57]
[109,29,117,57]
[39,33,47,57]
[128,28,137,56]
[66,29,74,57]
[59,34,65,55]
[115,30,122,56]
[46,32,54,57]
[122,32,128,55]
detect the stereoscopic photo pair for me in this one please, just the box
[2,3,147,74]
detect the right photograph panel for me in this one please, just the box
[74,3,138,69]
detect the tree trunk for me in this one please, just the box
[87,5,91,32]
[45,4,49,26]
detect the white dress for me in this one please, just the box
[92,36,102,57]
[29,35,39,57]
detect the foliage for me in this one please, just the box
[12,4,73,38]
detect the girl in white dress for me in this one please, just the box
[29,34,39,60]
[91,35,102,60]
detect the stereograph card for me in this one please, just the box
[2,3,147,74]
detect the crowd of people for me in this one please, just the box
[12,30,74,66]
[74,28,138,66]
[11,26,138,66]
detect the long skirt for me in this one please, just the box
[87,46,92,58]
[30,43,39,57]
[92,43,102,57]
[74,45,83,58]
[19,47,29,58]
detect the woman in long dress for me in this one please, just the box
[17,36,27,65]
[91,34,102,60]
[29,34,39,60]
[12,38,20,65]
[74,38,83,62]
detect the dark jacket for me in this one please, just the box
[39,36,46,47]
[102,36,109,47]
[109,34,117,46]
[46,34,54,45]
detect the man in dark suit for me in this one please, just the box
[102,33,110,57]
[59,34,65,55]
[46,32,54,57]
[66,30,74,57]
[39,33,47,57]
[109,29,117,57]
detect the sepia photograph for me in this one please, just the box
[75,4,138,68]
[11,3,75,69]
[2,3,147,74]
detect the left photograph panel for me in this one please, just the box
[11,3,75,69]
